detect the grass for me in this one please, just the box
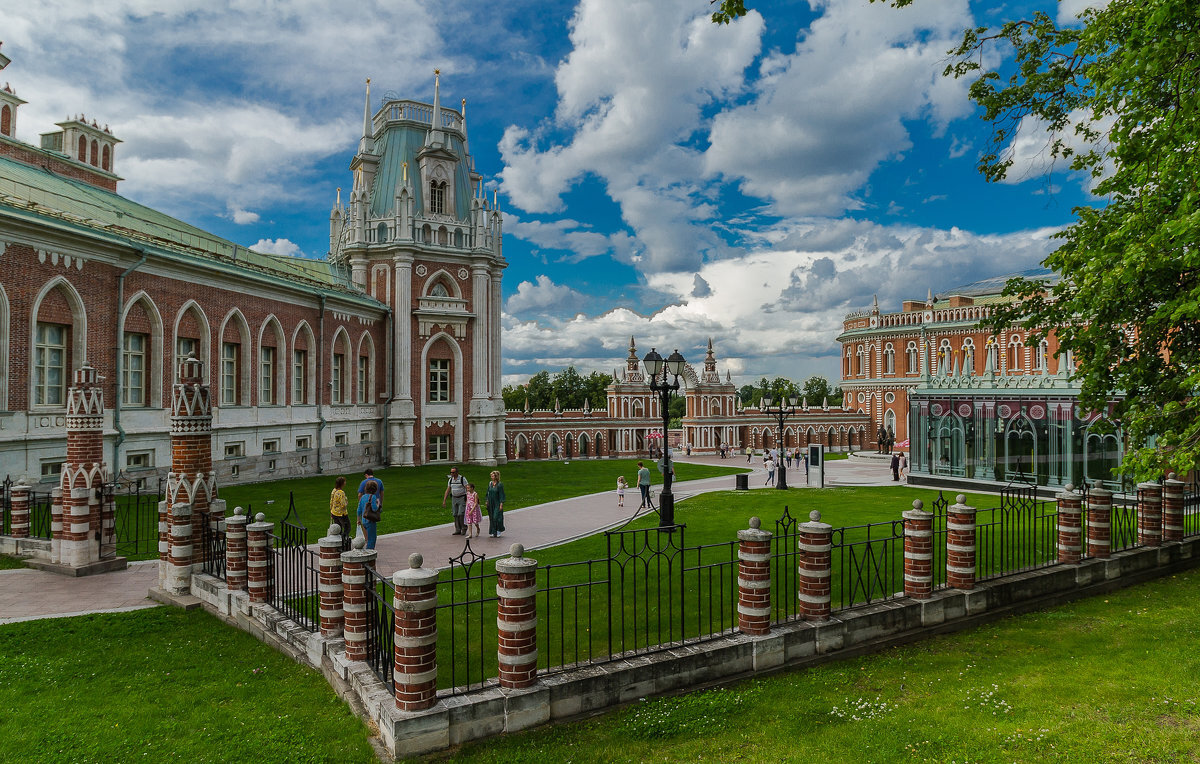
[0,554,26,570]
[220,459,748,538]
[0,607,376,763]
[428,564,1200,762]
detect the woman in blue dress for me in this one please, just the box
[357,480,380,549]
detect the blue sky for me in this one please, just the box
[0,0,1104,388]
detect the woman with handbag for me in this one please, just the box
[357,480,381,550]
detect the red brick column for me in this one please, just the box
[1138,482,1162,547]
[946,495,977,590]
[496,543,539,690]
[224,507,248,591]
[1163,474,1185,543]
[164,502,194,595]
[319,524,345,638]
[50,487,62,562]
[1057,484,1083,564]
[8,483,29,538]
[246,514,274,604]
[61,364,107,567]
[1087,487,1112,559]
[341,540,378,662]
[393,552,439,711]
[165,353,216,590]
[798,510,832,621]
[904,500,934,600]
[737,516,772,635]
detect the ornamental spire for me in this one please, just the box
[358,77,373,155]
[425,68,444,148]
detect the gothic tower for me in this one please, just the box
[330,71,507,467]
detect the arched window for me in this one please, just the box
[429,281,449,298]
[77,135,87,161]
[962,338,976,375]
[1035,339,1049,371]
[90,139,98,166]
[429,180,446,215]
[884,343,895,374]
[32,279,87,408]
[0,105,10,136]
[1007,337,1023,372]
[855,346,864,376]
[219,311,252,407]
[938,339,952,373]
[376,222,388,243]
[357,333,375,404]
[906,341,918,373]
[101,144,111,171]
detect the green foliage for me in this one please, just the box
[941,0,1200,480]
[802,375,842,406]
[0,554,26,570]
[501,367,613,411]
[710,0,747,25]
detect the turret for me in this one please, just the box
[329,187,344,255]
[40,116,121,175]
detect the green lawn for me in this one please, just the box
[430,565,1200,762]
[219,459,748,538]
[0,554,25,570]
[0,608,376,763]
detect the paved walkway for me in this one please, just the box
[0,454,904,624]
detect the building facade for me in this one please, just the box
[0,54,505,484]
[837,274,1125,490]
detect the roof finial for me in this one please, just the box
[425,68,444,148]
[402,161,408,185]
[926,287,934,307]
[358,77,373,155]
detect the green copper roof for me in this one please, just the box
[368,119,474,222]
[0,152,365,298]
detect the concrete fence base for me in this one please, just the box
[190,536,1199,759]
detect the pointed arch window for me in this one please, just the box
[102,144,111,171]
[34,323,68,406]
[906,341,918,373]
[884,343,895,374]
[429,281,449,298]
[429,180,446,215]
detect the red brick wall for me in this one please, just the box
[0,139,118,192]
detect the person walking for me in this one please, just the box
[765,454,776,486]
[637,460,653,510]
[486,470,506,537]
[616,475,628,507]
[358,468,384,513]
[746,446,752,463]
[443,467,469,535]
[329,476,350,547]
[356,480,381,550]
[900,453,909,480]
[890,452,901,481]
[464,483,482,538]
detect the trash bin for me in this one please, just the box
[735,473,749,491]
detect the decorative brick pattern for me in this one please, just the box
[1087,488,1112,559]
[165,353,216,592]
[319,525,345,638]
[59,365,109,567]
[392,552,439,711]
[1057,485,1083,564]
[9,483,29,538]
[798,510,832,622]
[246,514,273,604]
[737,517,773,636]
[1138,482,1162,547]
[1163,475,1185,543]
[341,542,378,663]
[903,500,934,600]
[224,507,249,591]
[496,544,539,690]
[946,495,976,590]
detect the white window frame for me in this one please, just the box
[122,331,147,406]
[429,434,450,461]
[260,345,275,405]
[428,358,450,403]
[221,342,239,406]
[34,322,68,407]
[292,349,307,404]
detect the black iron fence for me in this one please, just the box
[200,510,226,580]
[436,540,497,696]
[831,518,906,608]
[365,565,396,693]
[1,476,11,536]
[113,475,164,560]
[28,491,52,539]
[267,494,320,632]
[771,506,802,625]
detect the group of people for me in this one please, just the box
[327,467,509,550]
[615,460,656,510]
[756,447,808,486]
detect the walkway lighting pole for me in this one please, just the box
[644,347,685,528]
[761,390,797,490]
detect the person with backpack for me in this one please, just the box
[443,466,469,535]
[357,480,381,550]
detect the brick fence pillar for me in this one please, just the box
[341,539,378,663]
[737,516,772,635]
[164,503,194,595]
[798,510,832,621]
[1087,487,1112,559]
[393,552,439,711]
[946,495,976,590]
[1138,482,1162,548]
[496,544,539,690]
[50,486,62,563]
[319,524,345,638]
[247,514,274,604]
[904,499,934,600]
[164,352,216,590]
[224,507,249,591]
[9,483,29,539]
[62,364,107,567]
[1057,484,1083,564]
[1163,474,1185,543]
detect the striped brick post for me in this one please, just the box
[496,544,539,690]
[9,483,29,538]
[61,364,108,567]
[1163,474,1185,543]
[393,552,439,711]
[946,495,977,589]
[225,507,249,591]
[904,499,934,600]
[319,524,345,638]
[50,486,62,563]
[798,510,832,622]
[737,516,773,635]
[1057,484,1083,564]
[246,513,273,604]
[1087,487,1112,559]
[1138,482,1162,547]
[164,352,216,590]
[341,538,378,663]
[164,502,194,595]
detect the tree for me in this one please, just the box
[500,368,614,412]
[801,375,841,406]
[940,0,1200,480]
[710,0,748,25]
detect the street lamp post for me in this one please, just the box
[761,389,798,490]
[643,347,686,528]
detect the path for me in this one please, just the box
[0,454,904,623]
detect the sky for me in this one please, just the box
[0,0,1107,390]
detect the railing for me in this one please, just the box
[1,476,11,535]
[200,510,226,580]
[831,519,906,609]
[365,564,396,693]
[29,491,52,539]
[436,540,497,696]
[975,482,1059,581]
[1184,475,1200,537]
[771,506,802,625]
[112,475,163,559]
[268,494,320,632]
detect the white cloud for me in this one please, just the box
[506,214,637,263]
[250,238,302,257]
[230,207,261,225]
[505,275,587,316]
[1057,0,1110,25]
[997,111,1116,192]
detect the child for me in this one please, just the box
[616,475,628,507]
[463,483,483,538]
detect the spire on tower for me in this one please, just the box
[358,78,373,155]
[425,69,444,148]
